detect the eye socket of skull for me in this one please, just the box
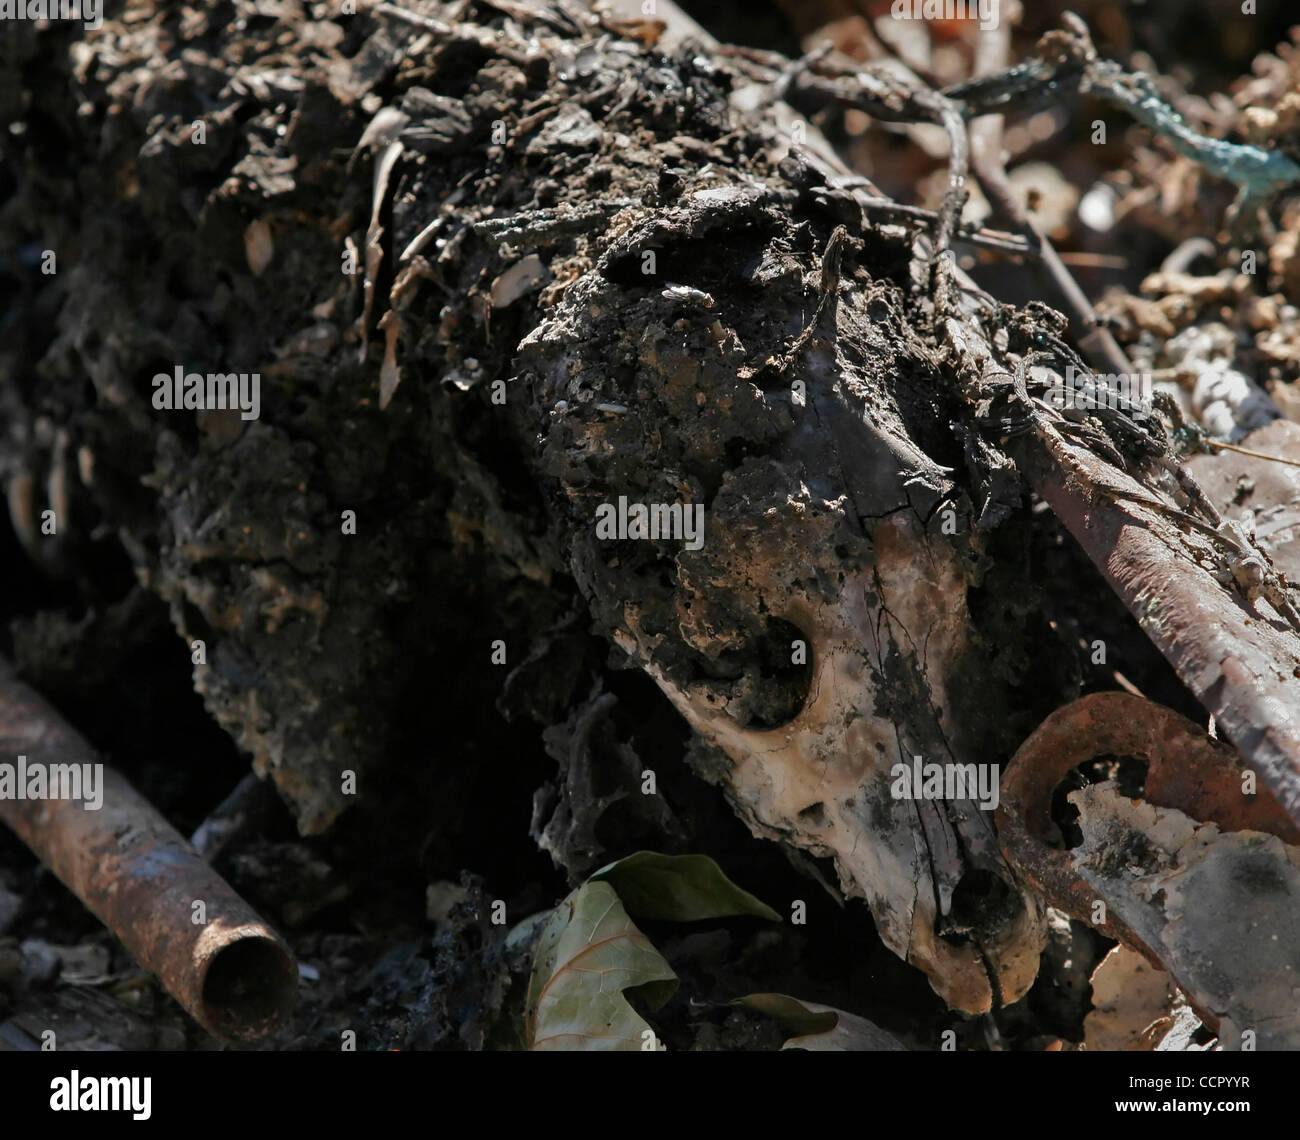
[684,615,813,730]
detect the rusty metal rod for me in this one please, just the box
[0,657,296,1041]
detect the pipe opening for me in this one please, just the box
[202,936,297,1039]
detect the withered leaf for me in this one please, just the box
[591,850,781,922]
[737,993,906,1051]
[525,881,676,1051]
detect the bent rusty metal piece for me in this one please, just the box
[0,658,297,1041]
[998,690,1300,1036]
[998,691,1300,945]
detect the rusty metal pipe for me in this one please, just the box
[0,658,296,1041]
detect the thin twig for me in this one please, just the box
[374,1,454,36]
[835,186,1033,253]
[1205,438,1300,470]
[770,41,834,106]
[777,225,850,371]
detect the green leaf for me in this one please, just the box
[737,993,907,1051]
[590,851,782,922]
[525,881,677,1051]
